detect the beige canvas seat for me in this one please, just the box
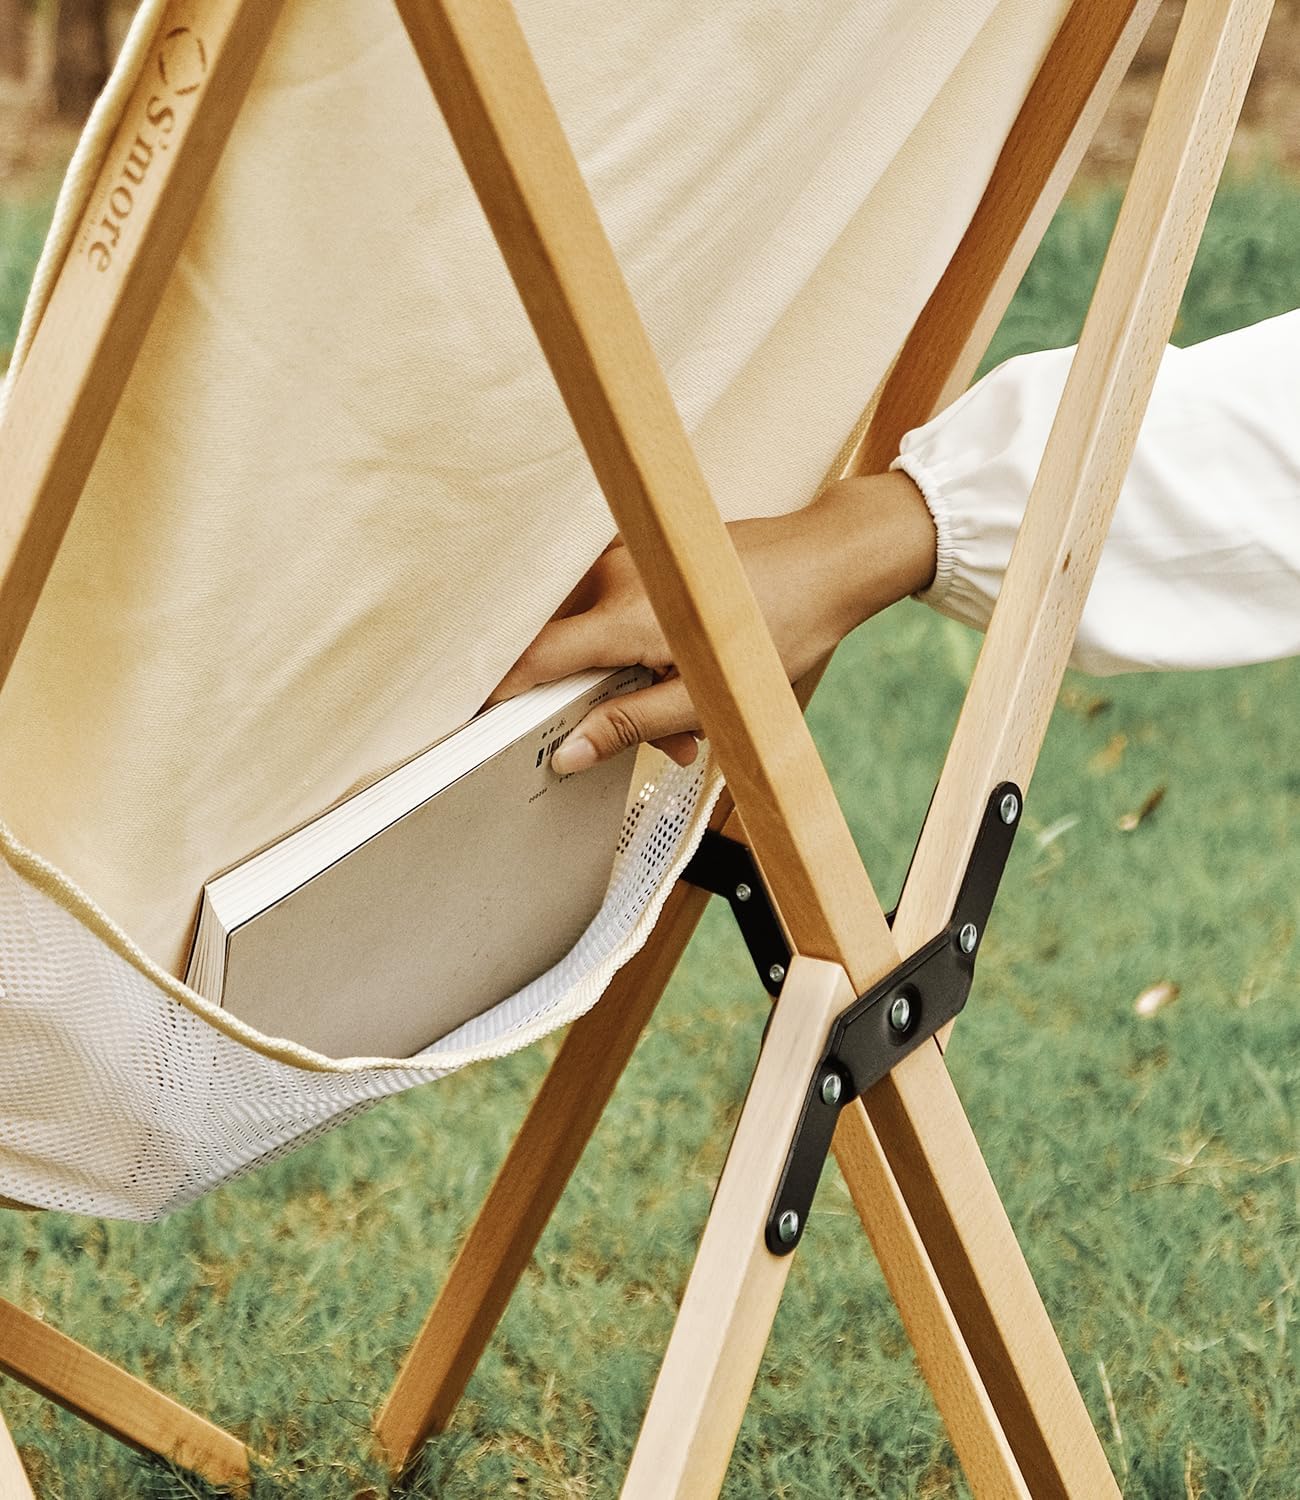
[0,0,1273,1493]
[0,0,1075,1219]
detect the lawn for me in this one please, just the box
[1,174,1298,1497]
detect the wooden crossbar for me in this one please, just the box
[0,1298,250,1489]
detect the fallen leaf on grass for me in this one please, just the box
[1118,784,1166,831]
[1036,814,1079,849]
[1062,687,1113,719]
[1135,980,1179,1017]
[1088,732,1128,774]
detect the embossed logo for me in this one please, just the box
[86,26,209,272]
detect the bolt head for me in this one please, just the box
[820,1072,843,1107]
[768,962,786,986]
[1000,791,1020,825]
[888,993,913,1033]
[776,1209,800,1245]
[734,882,752,903]
[959,922,979,955]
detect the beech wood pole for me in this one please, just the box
[389,0,895,985]
[853,0,1273,1491]
[840,0,1160,478]
[0,0,285,691]
[625,957,1035,1500]
[382,2,1029,1486]
[621,953,1033,1500]
[0,1299,251,1489]
[374,1,1157,1481]
[380,0,1154,1493]
[889,0,1273,965]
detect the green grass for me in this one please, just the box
[0,198,50,372]
[1,173,1299,1497]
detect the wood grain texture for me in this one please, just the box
[390,0,897,989]
[0,0,273,1488]
[868,1049,1120,1498]
[619,958,861,1499]
[870,0,1273,1492]
[889,0,1274,967]
[0,0,286,692]
[375,806,1041,1498]
[381,0,1266,1490]
[379,4,1152,1494]
[832,1098,1031,1500]
[0,1297,250,1488]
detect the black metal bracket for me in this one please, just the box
[681,831,792,996]
[764,781,1024,1255]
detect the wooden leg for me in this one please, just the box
[0,1404,35,1500]
[621,958,1039,1500]
[621,958,857,1498]
[375,876,712,1470]
[0,1297,250,1490]
[376,804,1096,1500]
[852,2,1274,1488]
[860,1047,1120,1499]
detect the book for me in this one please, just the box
[185,665,651,1057]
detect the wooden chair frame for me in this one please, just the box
[0,0,1274,1492]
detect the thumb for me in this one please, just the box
[553,676,698,774]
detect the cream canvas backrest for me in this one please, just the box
[5,0,1077,971]
[0,0,1073,1218]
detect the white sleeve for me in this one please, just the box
[892,308,1300,675]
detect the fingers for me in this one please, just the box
[552,676,699,774]
[487,610,630,706]
[649,731,700,768]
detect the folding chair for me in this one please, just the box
[0,0,1273,1493]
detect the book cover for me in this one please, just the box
[186,667,650,1057]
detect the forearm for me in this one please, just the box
[806,470,939,638]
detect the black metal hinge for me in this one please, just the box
[764,781,1024,1254]
[681,832,792,996]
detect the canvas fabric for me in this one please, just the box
[0,0,1070,1219]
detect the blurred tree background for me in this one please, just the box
[0,0,119,119]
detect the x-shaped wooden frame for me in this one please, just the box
[0,0,1274,1493]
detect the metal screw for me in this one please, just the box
[959,922,979,954]
[776,1209,800,1245]
[768,962,786,986]
[820,1072,843,1107]
[888,993,913,1033]
[1000,791,1020,825]
[734,882,752,903]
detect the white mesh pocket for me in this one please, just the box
[0,754,721,1220]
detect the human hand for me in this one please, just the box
[488,471,935,772]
